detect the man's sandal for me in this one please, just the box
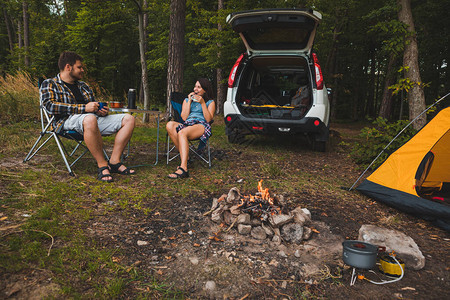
[108,162,135,175]
[98,166,114,182]
[168,166,189,179]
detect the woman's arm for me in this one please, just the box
[180,93,194,121]
[202,100,215,123]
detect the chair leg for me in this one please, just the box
[24,133,50,162]
[166,133,179,164]
[53,133,75,176]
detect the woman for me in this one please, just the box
[166,78,215,179]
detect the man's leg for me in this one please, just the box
[108,114,135,173]
[82,114,112,181]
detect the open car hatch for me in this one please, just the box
[226,9,322,55]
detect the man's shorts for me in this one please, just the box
[63,113,126,135]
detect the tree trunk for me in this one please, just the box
[365,45,376,117]
[379,53,398,119]
[166,0,186,119]
[216,0,225,115]
[2,5,14,52]
[398,0,426,129]
[136,0,150,122]
[17,19,23,70]
[326,21,343,121]
[22,1,30,67]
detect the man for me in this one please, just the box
[40,51,135,182]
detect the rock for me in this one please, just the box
[272,235,282,245]
[251,218,262,226]
[189,257,199,265]
[237,213,251,225]
[210,197,219,211]
[293,212,306,226]
[227,187,240,203]
[223,210,235,225]
[302,227,313,240]
[301,208,311,219]
[230,205,241,215]
[211,206,223,223]
[251,226,267,240]
[137,240,148,246]
[261,223,274,237]
[237,224,252,235]
[281,223,304,244]
[358,224,425,270]
[204,281,216,293]
[269,214,293,227]
[294,249,301,258]
[292,207,311,225]
[278,250,288,258]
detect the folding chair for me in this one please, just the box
[166,91,212,168]
[23,96,110,176]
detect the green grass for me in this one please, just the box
[0,116,356,298]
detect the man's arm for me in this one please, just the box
[40,79,86,116]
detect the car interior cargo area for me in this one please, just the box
[235,56,312,119]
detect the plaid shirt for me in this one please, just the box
[40,74,96,131]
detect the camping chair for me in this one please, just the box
[166,91,212,168]
[23,94,110,176]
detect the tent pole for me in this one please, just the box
[348,91,450,191]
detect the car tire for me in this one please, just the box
[228,132,245,144]
[312,140,327,152]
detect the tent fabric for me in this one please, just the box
[357,180,450,231]
[356,107,450,231]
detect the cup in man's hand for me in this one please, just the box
[98,102,107,110]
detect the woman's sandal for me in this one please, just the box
[98,166,114,182]
[168,166,189,179]
[108,162,135,175]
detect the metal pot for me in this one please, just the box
[342,240,379,269]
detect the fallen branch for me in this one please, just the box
[224,218,238,232]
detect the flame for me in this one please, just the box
[236,180,279,220]
[257,180,274,205]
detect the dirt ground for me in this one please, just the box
[1,122,449,299]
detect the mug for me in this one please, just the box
[98,102,107,110]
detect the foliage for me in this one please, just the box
[0,0,449,118]
[351,117,417,169]
[0,71,39,123]
[390,66,430,95]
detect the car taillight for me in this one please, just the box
[228,54,245,88]
[312,53,324,90]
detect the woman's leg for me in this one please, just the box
[168,124,205,178]
[166,121,181,150]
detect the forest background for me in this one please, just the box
[1,0,449,124]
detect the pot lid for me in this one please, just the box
[342,240,378,254]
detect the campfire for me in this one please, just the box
[207,180,313,243]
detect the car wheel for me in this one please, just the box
[228,132,245,144]
[312,140,327,152]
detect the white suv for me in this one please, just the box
[224,9,330,151]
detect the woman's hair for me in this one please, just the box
[198,78,214,101]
